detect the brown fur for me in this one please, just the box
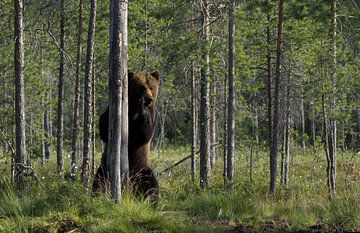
[93,70,160,203]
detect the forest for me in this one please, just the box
[0,0,360,232]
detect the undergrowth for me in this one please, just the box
[0,147,359,232]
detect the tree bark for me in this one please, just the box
[191,62,197,181]
[327,0,337,197]
[82,0,97,185]
[71,0,84,178]
[270,0,284,194]
[199,0,211,188]
[108,0,128,201]
[266,12,273,146]
[300,95,306,154]
[92,54,96,176]
[281,70,291,186]
[223,72,228,184]
[227,0,236,183]
[210,81,217,170]
[14,0,26,189]
[57,0,65,174]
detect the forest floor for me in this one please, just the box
[0,146,359,233]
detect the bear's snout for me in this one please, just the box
[144,95,154,106]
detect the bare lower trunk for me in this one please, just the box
[57,0,65,174]
[14,0,26,189]
[300,96,305,154]
[71,0,84,178]
[191,62,197,181]
[227,0,236,183]
[108,0,128,201]
[266,12,272,146]
[223,72,227,183]
[199,0,211,188]
[270,0,284,194]
[92,55,96,176]
[322,93,332,197]
[82,0,97,185]
[281,78,291,186]
[210,81,217,170]
[328,0,337,197]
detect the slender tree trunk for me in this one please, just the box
[322,92,332,196]
[57,0,65,174]
[281,71,291,186]
[142,0,148,70]
[2,76,8,154]
[210,81,217,170]
[309,102,316,147]
[71,0,84,178]
[14,0,26,189]
[300,95,306,154]
[227,0,236,183]
[266,12,273,146]
[269,0,284,194]
[44,72,52,162]
[328,0,337,197]
[82,0,97,185]
[108,0,128,201]
[191,62,197,181]
[92,54,96,176]
[199,0,211,188]
[223,72,228,184]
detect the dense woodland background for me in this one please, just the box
[0,0,360,232]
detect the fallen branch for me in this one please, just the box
[157,150,200,177]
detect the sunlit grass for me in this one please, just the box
[0,146,359,232]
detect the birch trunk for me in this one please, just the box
[82,0,97,185]
[71,0,84,177]
[210,81,217,170]
[14,0,26,189]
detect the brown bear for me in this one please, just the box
[93,70,160,203]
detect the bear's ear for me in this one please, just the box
[128,69,135,78]
[151,70,160,81]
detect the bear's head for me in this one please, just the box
[128,70,160,114]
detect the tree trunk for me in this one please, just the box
[14,0,26,189]
[223,72,228,184]
[269,0,284,195]
[309,102,316,147]
[300,95,306,154]
[210,81,217,170]
[227,0,236,184]
[281,71,291,186]
[191,62,197,181]
[82,0,97,185]
[199,0,211,188]
[92,54,96,176]
[57,0,65,174]
[2,76,8,154]
[266,12,273,146]
[142,0,148,70]
[328,0,337,197]
[108,0,128,201]
[71,0,84,178]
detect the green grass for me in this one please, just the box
[0,146,359,232]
